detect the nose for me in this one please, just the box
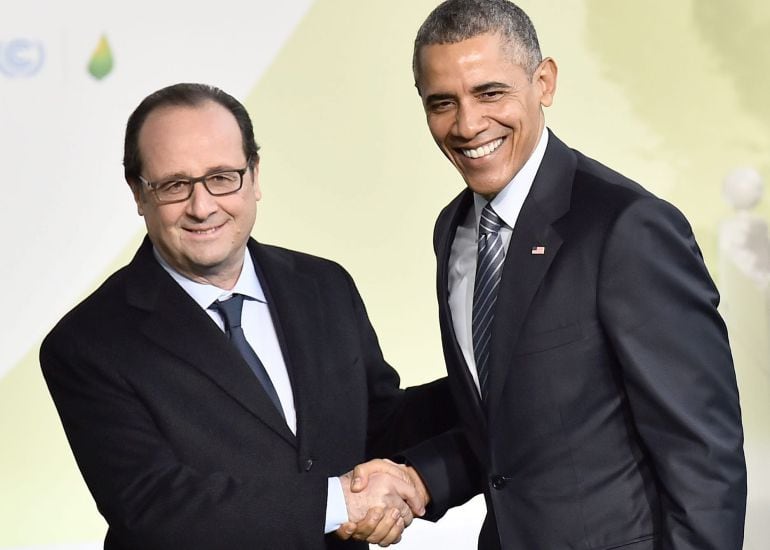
[185,181,218,221]
[453,100,487,140]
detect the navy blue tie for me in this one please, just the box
[214,294,285,419]
[472,203,506,401]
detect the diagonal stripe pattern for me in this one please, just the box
[472,203,506,402]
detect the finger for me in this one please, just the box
[390,477,424,517]
[335,521,357,540]
[370,472,421,519]
[352,459,411,492]
[405,466,430,511]
[377,515,406,547]
[382,492,413,527]
[349,506,385,541]
[382,460,412,485]
[365,507,401,545]
[398,500,414,527]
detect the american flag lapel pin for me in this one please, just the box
[531,245,546,255]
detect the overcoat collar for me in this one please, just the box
[123,237,320,448]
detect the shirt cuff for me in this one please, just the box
[324,476,348,533]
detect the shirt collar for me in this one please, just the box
[474,126,549,230]
[153,247,267,310]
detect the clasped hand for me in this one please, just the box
[336,459,429,546]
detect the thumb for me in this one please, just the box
[335,521,357,540]
[351,463,369,492]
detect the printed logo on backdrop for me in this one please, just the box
[88,34,114,80]
[0,38,45,78]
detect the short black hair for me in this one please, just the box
[413,0,542,87]
[123,83,260,182]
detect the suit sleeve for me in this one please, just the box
[40,331,330,550]
[396,428,483,521]
[393,201,485,520]
[336,266,458,458]
[597,197,747,549]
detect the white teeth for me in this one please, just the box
[461,138,503,159]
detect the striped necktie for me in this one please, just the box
[472,203,506,401]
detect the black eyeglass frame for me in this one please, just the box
[138,165,251,205]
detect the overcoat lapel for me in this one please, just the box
[247,241,327,459]
[125,238,296,446]
[486,132,576,422]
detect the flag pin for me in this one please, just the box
[531,245,546,255]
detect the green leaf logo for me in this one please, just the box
[88,35,113,80]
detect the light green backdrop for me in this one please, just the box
[1,0,768,548]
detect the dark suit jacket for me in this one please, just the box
[405,132,747,549]
[41,237,453,550]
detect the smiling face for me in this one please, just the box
[417,33,557,199]
[132,100,260,288]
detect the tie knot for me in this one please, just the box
[479,203,503,235]
[214,294,245,332]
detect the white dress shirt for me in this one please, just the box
[447,127,549,395]
[154,248,347,532]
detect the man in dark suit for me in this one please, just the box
[40,83,452,549]
[352,1,747,548]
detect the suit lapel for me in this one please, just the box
[486,132,576,422]
[125,238,296,446]
[436,192,489,442]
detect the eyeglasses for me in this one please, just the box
[139,166,250,205]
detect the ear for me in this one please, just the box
[535,57,558,108]
[250,161,262,202]
[127,180,145,216]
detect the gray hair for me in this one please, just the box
[413,0,542,86]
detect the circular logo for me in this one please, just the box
[0,38,45,78]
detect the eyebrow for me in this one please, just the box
[424,81,513,104]
[424,92,455,105]
[470,81,512,93]
[156,164,245,181]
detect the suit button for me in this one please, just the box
[304,458,314,472]
[490,475,507,490]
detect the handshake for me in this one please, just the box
[336,459,430,546]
